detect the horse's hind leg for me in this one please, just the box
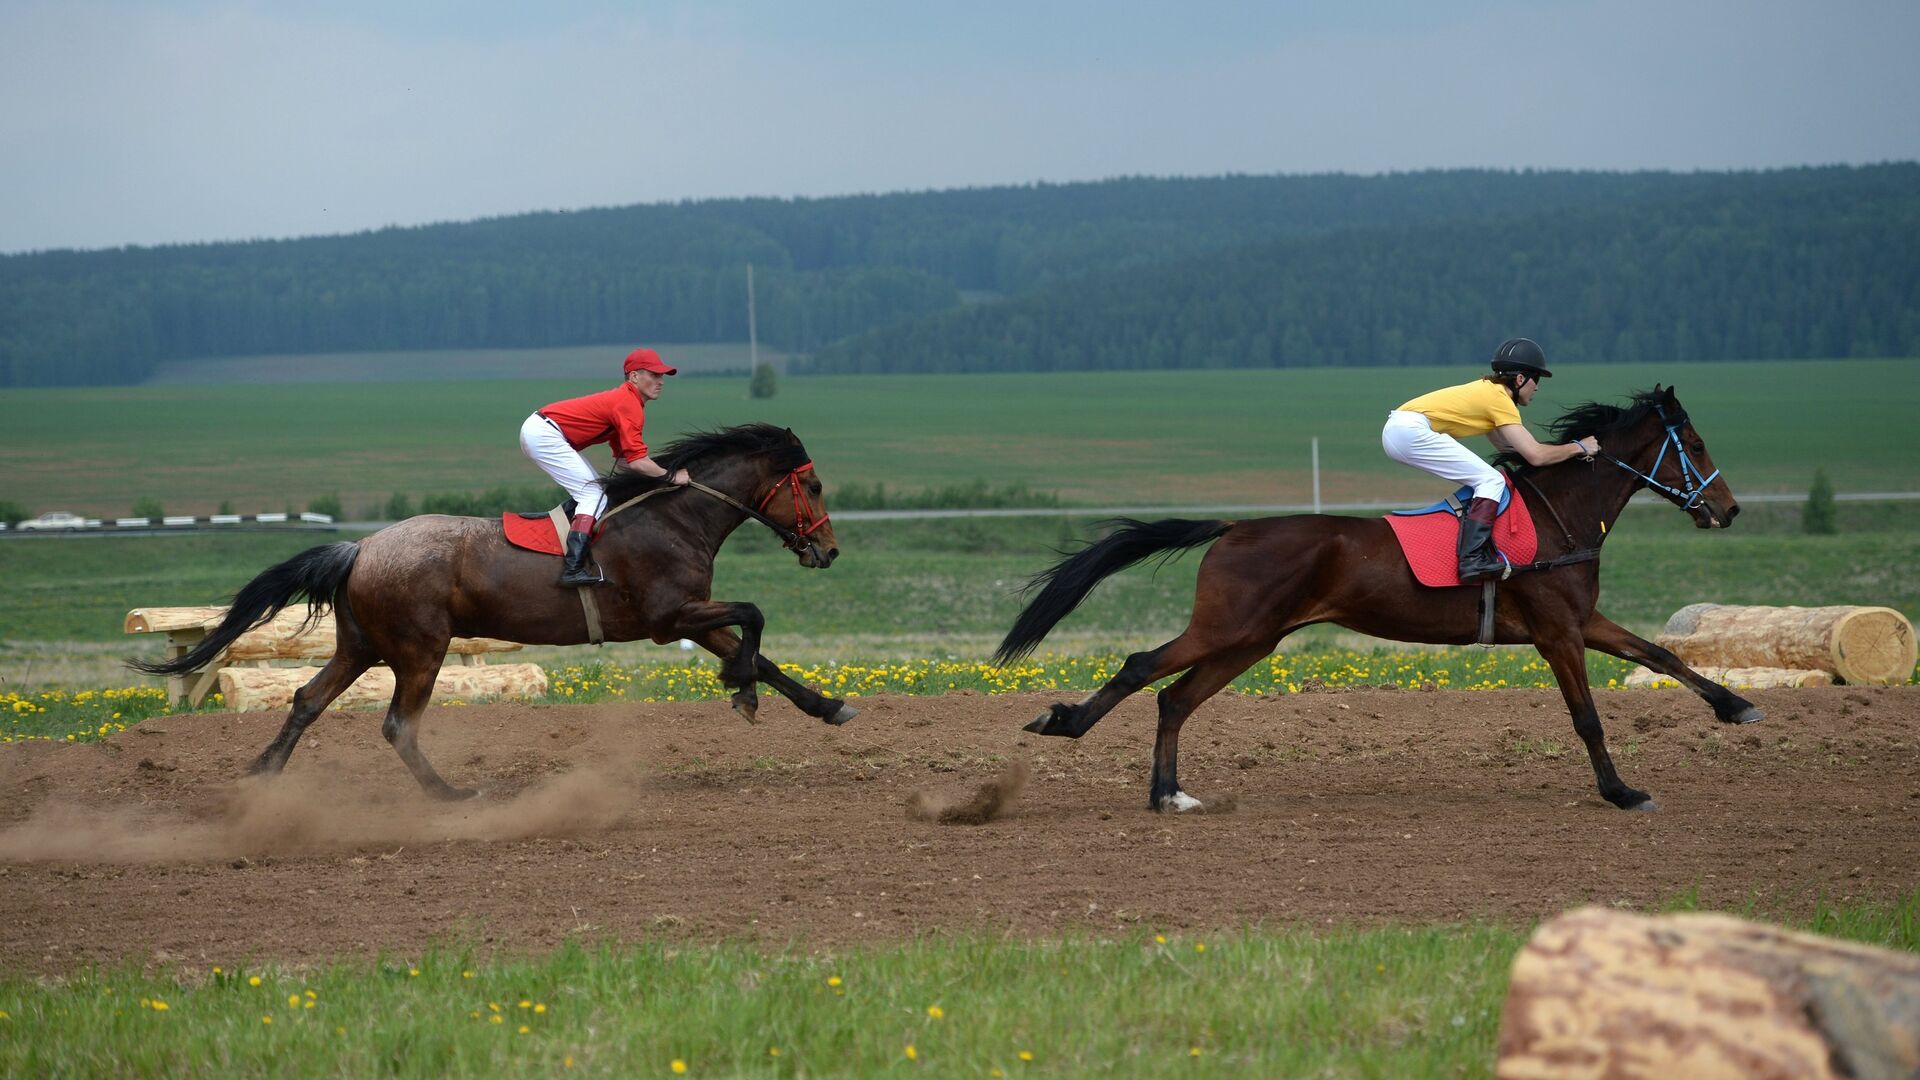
[381,660,474,801]
[1025,639,1195,738]
[1149,644,1269,812]
[1581,611,1763,724]
[1534,630,1655,811]
[248,648,375,777]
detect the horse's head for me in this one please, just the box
[756,439,839,569]
[1604,385,1741,529]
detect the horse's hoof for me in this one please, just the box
[1729,704,1765,725]
[1157,791,1204,813]
[824,704,858,726]
[732,701,760,725]
[1023,713,1050,735]
[1627,798,1661,812]
[432,785,480,802]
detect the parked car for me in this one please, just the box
[18,511,88,532]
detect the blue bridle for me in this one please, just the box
[1599,403,1721,510]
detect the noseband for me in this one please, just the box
[757,462,831,547]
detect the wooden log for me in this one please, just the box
[126,607,522,660]
[1624,665,1834,690]
[215,663,549,713]
[1497,906,1920,1080]
[1656,603,1916,686]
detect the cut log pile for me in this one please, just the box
[1626,603,1916,689]
[125,606,542,711]
[1497,906,1920,1079]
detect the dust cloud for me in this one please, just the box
[907,761,1028,825]
[0,767,635,863]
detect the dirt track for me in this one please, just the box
[2,685,1915,973]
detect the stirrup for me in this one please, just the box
[558,566,605,587]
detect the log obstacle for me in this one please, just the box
[125,606,537,710]
[1624,665,1834,690]
[1625,603,1916,689]
[1497,907,1920,1079]
[216,664,548,713]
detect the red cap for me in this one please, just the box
[623,348,677,376]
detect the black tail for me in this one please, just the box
[128,542,360,677]
[994,518,1233,665]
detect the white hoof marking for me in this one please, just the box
[1162,791,1203,813]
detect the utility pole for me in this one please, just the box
[746,263,759,371]
[1311,436,1321,514]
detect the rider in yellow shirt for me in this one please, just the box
[1383,339,1600,580]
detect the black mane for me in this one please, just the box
[1491,387,1680,470]
[602,423,809,502]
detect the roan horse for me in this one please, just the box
[133,423,854,799]
[996,386,1753,813]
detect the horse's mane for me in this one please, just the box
[603,423,809,502]
[1491,387,1679,470]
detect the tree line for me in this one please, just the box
[1,165,1912,386]
[801,165,1920,372]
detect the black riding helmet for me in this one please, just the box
[1490,337,1551,378]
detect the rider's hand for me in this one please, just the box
[669,469,691,486]
[1574,437,1599,457]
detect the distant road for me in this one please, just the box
[7,490,1911,539]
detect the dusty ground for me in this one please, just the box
[1,685,1915,973]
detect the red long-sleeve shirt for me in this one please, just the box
[538,384,650,462]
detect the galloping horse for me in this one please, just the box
[996,386,1752,813]
[134,424,853,799]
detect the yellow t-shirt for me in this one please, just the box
[1397,380,1523,438]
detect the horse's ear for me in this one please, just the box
[1660,384,1678,403]
[785,427,797,442]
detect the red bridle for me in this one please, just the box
[758,462,831,539]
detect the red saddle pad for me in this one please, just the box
[502,512,565,556]
[1383,491,1539,588]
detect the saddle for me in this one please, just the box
[501,499,579,557]
[1382,475,1539,589]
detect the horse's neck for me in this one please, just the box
[1521,427,1659,548]
[675,458,767,545]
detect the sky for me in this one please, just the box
[1,0,1915,254]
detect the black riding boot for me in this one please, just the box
[558,530,604,587]
[1455,498,1508,581]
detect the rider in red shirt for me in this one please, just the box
[519,347,690,585]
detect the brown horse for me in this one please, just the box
[133,424,853,799]
[996,386,1753,813]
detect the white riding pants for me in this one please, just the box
[1381,410,1506,502]
[519,413,607,520]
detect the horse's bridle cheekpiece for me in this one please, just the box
[1599,403,1720,510]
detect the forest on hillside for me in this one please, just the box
[1,165,1913,386]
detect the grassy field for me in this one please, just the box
[0,359,1911,519]
[3,893,1913,1077]
[4,500,1915,693]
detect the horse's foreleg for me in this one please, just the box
[671,601,765,723]
[248,649,375,777]
[1534,631,1655,811]
[1582,611,1763,724]
[689,627,857,726]
[1025,639,1190,739]
[381,658,474,801]
[1147,644,1268,812]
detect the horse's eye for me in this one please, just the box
[1691,442,1704,454]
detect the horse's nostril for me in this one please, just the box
[1724,504,1740,523]
[827,547,840,562]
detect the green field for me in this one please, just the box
[4,500,1916,693]
[0,359,1910,519]
[4,893,1914,1078]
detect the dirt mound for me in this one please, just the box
[0,686,1914,972]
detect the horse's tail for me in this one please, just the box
[128,542,360,677]
[994,518,1234,665]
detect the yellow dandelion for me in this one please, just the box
[827,975,842,987]
[463,970,475,979]
[151,1000,169,1012]
[905,1044,918,1060]
[927,1004,944,1019]
[248,975,262,986]
[671,1060,688,1074]
[768,1048,780,1057]
[305,989,316,999]
[519,999,532,1009]
[519,1024,531,1034]
[211,966,222,975]
[1190,1047,1202,1057]
[489,1015,504,1025]
[288,995,301,1007]
[1194,942,1206,953]
[565,1056,575,1068]
[1019,1049,1035,1061]
[262,1015,272,1025]
[1154,934,1167,944]
[535,1003,547,1014]
[408,967,420,977]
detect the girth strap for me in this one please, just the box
[548,506,605,646]
[1478,579,1497,646]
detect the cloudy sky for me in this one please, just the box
[2,0,1914,253]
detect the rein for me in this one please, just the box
[598,462,826,553]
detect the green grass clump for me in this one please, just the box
[5,893,1913,1078]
